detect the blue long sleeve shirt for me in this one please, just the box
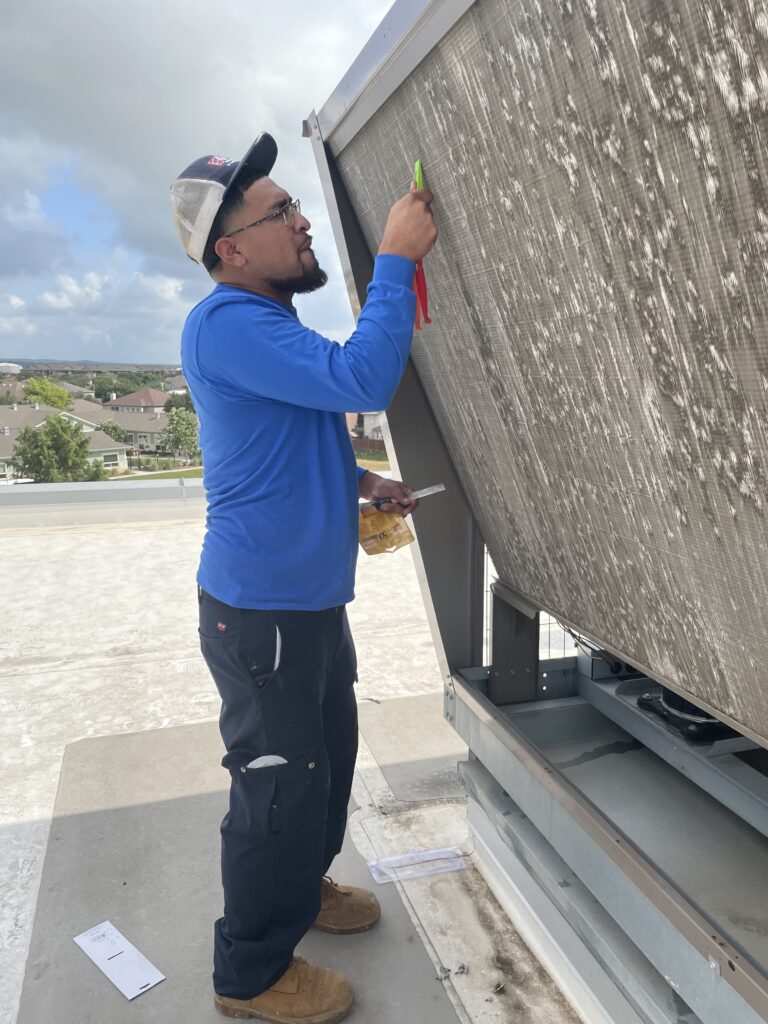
[181,253,416,610]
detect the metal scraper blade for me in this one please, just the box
[408,483,446,500]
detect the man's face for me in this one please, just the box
[217,177,327,296]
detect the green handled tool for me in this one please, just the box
[412,159,432,329]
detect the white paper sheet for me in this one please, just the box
[73,921,165,1000]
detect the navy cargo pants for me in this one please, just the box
[198,588,359,1000]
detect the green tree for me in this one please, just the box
[160,407,200,461]
[127,370,167,388]
[13,417,104,482]
[94,375,122,400]
[60,372,93,387]
[24,376,71,410]
[164,392,194,413]
[98,420,127,443]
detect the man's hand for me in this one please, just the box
[378,181,438,263]
[359,471,419,517]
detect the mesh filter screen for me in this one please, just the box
[169,178,224,262]
[336,0,768,740]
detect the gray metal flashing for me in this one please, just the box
[305,111,367,319]
[315,0,475,155]
[467,805,645,1024]
[461,759,699,1024]
[491,579,538,620]
[577,674,768,841]
[451,670,768,1024]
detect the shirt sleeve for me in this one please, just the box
[356,465,368,481]
[197,254,416,413]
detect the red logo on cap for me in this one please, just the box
[217,621,227,632]
[208,157,227,166]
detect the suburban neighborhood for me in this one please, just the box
[0,360,199,483]
[0,360,389,484]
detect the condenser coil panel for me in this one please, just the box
[332,0,768,742]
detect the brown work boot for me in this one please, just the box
[214,956,353,1023]
[313,875,381,934]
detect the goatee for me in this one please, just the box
[266,260,328,296]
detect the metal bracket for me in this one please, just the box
[489,586,540,704]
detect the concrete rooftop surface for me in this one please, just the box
[0,491,576,1024]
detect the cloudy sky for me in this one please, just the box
[0,0,391,365]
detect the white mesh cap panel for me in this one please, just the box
[170,178,226,264]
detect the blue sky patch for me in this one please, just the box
[40,164,120,269]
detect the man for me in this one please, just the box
[170,132,437,1022]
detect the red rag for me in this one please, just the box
[413,261,432,329]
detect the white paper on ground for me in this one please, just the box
[368,846,471,884]
[73,921,165,1000]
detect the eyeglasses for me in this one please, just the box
[226,198,301,238]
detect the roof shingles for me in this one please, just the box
[104,388,167,409]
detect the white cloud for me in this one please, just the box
[0,317,36,336]
[40,272,108,311]
[20,269,197,360]
[8,296,25,310]
[4,190,49,230]
[136,273,184,304]
[39,292,73,311]
[0,0,390,267]
[0,0,391,360]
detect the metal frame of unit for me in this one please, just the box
[306,2,768,1022]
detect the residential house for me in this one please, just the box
[82,401,170,454]
[0,428,15,480]
[66,400,106,427]
[0,403,72,431]
[84,430,131,471]
[102,409,169,453]
[0,404,130,479]
[0,400,105,435]
[0,380,26,403]
[103,388,168,414]
[163,374,188,395]
[362,412,386,440]
[54,380,97,400]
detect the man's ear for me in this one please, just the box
[214,234,246,268]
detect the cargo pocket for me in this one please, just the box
[271,749,329,834]
[222,750,282,836]
[240,621,282,689]
[222,746,327,837]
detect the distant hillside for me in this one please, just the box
[0,358,181,374]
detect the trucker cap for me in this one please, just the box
[170,132,278,264]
